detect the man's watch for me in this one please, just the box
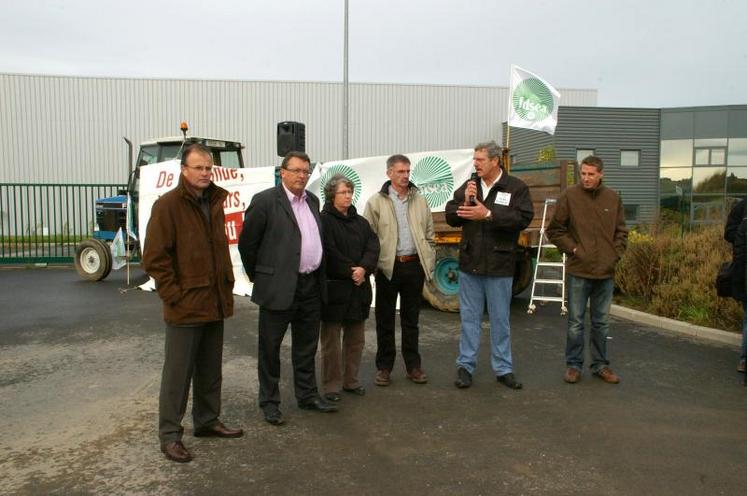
[484,209,492,220]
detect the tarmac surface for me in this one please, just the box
[1,266,746,495]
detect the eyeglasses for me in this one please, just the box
[185,165,213,173]
[284,168,311,176]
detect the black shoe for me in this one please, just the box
[262,406,285,426]
[324,392,342,402]
[298,397,339,413]
[454,367,472,388]
[342,386,366,396]
[497,373,523,390]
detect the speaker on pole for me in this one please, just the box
[277,121,306,157]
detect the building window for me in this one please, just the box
[728,138,747,166]
[691,196,725,225]
[661,139,693,168]
[695,147,727,166]
[726,167,747,194]
[624,204,639,222]
[692,167,726,193]
[693,139,727,167]
[620,150,640,167]
[576,149,595,164]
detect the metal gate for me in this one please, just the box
[0,183,126,264]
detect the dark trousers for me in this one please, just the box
[159,320,223,444]
[257,272,321,409]
[374,260,425,372]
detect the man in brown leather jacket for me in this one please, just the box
[143,144,243,463]
[547,155,627,385]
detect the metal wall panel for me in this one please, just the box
[0,74,596,184]
[502,125,554,164]
[508,106,661,224]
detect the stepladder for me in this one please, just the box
[527,198,567,315]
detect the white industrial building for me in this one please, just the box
[0,73,597,184]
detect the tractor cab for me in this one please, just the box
[76,127,245,281]
[123,136,244,239]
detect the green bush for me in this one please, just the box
[614,225,743,332]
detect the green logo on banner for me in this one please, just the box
[411,156,454,208]
[512,78,554,122]
[319,164,362,205]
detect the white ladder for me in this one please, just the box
[527,198,567,315]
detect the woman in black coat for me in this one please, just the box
[320,174,380,401]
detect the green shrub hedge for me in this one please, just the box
[614,224,743,333]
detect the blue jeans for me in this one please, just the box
[741,302,747,360]
[456,272,513,376]
[566,275,614,373]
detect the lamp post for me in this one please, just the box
[342,0,349,159]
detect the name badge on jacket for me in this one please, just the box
[494,192,511,206]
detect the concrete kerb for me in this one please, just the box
[610,304,741,348]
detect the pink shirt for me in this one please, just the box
[283,184,323,274]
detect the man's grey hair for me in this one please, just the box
[386,154,411,170]
[474,141,502,162]
[323,173,354,202]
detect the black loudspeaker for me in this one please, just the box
[277,121,306,157]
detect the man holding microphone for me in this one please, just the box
[445,141,534,390]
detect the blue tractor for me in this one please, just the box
[74,123,245,281]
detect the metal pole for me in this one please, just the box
[342,0,349,159]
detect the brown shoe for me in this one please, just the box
[161,440,192,463]
[563,367,581,384]
[595,367,620,384]
[406,368,428,384]
[193,421,244,438]
[375,369,391,386]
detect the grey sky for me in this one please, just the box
[2,0,745,108]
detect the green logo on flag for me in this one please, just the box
[319,164,362,205]
[512,78,554,122]
[411,156,454,208]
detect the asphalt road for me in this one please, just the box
[1,266,746,495]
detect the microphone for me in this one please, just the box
[468,172,479,206]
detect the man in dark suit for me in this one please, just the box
[239,151,337,426]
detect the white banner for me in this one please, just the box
[137,149,475,298]
[307,149,474,211]
[137,161,275,296]
[508,64,561,135]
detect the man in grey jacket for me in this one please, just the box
[363,154,435,387]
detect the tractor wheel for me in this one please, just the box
[512,251,533,296]
[74,238,113,281]
[422,245,460,312]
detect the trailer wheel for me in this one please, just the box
[74,239,113,281]
[423,245,460,312]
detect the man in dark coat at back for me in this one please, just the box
[725,198,747,376]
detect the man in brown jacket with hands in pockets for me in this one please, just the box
[143,143,243,463]
[547,155,627,385]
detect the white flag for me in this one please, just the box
[110,227,127,271]
[126,193,138,241]
[508,65,561,135]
